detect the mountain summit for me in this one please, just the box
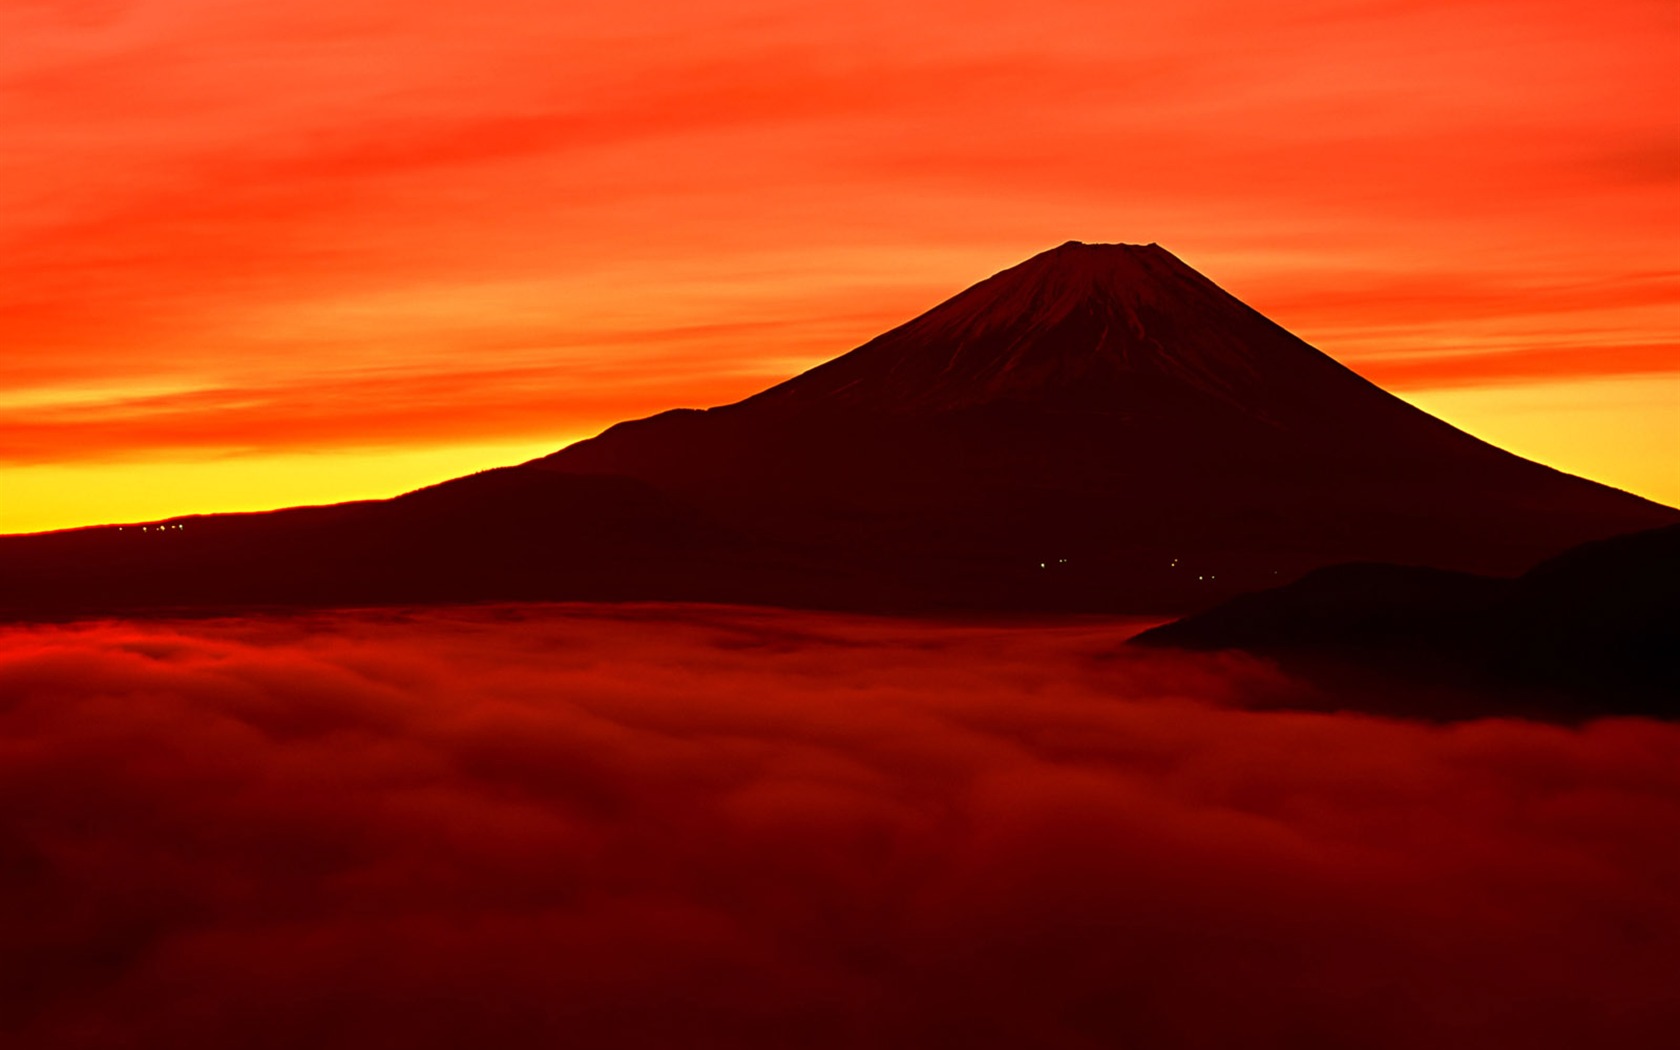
[747,241,1350,417]
[2,243,1673,617]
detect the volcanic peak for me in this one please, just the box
[5,238,1675,622]
[743,239,1345,417]
[934,239,1210,329]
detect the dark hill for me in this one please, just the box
[1132,524,1680,721]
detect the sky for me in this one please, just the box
[3,0,1676,533]
[4,605,1677,1047]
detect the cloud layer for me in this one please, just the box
[2,605,1677,1048]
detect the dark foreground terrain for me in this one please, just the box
[1136,523,1680,721]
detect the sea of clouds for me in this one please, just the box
[2,605,1676,1048]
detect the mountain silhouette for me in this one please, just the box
[1,242,1673,618]
[1131,523,1680,721]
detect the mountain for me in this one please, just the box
[530,241,1673,604]
[1130,523,1680,721]
[1,241,1673,618]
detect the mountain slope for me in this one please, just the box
[1,242,1673,618]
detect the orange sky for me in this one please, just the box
[4,0,1676,533]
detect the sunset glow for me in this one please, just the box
[4,0,1676,532]
[5,8,1678,1043]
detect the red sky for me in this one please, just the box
[4,0,1676,531]
[4,606,1678,1047]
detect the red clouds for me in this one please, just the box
[2,605,1677,1047]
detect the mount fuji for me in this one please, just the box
[3,242,1672,617]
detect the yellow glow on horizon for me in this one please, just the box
[0,438,579,535]
[1401,374,1680,510]
[6,375,1674,537]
